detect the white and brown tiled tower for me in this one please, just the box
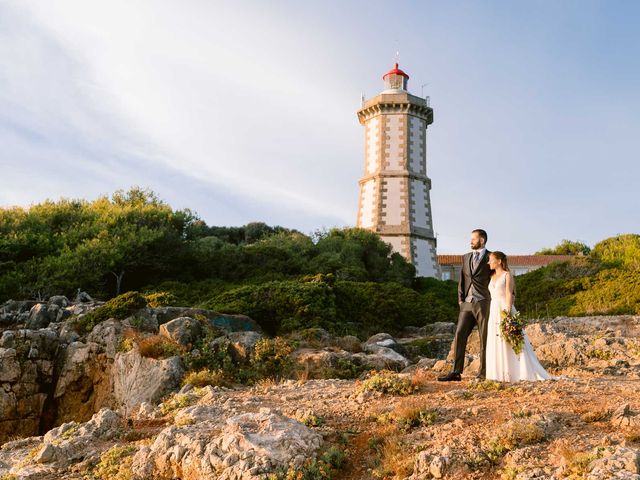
[356,63,439,278]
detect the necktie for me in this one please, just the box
[473,252,480,270]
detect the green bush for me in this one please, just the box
[205,279,337,335]
[73,291,147,333]
[517,235,640,318]
[355,370,416,396]
[207,277,458,337]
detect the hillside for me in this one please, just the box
[517,234,640,318]
[0,294,638,479]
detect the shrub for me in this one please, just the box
[268,446,347,480]
[183,325,232,373]
[320,358,371,380]
[182,368,230,388]
[160,393,197,415]
[120,329,184,359]
[206,279,336,335]
[246,337,296,382]
[92,444,137,480]
[143,291,176,308]
[74,291,147,333]
[356,371,416,396]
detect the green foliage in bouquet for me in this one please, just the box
[500,309,526,355]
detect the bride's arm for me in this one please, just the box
[505,272,515,311]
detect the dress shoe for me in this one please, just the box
[437,372,462,382]
[475,374,486,380]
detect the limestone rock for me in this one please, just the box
[0,348,21,382]
[112,349,184,411]
[353,346,411,370]
[159,316,202,347]
[611,403,639,427]
[131,411,322,479]
[292,348,355,378]
[227,330,263,363]
[26,303,59,329]
[335,335,362,353]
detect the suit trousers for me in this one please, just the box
[452,300,490,375]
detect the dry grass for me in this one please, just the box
[183,368,230,388]
[625,427,640,443]
[121,329,184,359]
[553,439,599,478]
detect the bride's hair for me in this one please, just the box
[490,251,510,274]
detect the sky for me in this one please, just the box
[0,1,638,254]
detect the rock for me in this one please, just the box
[416,357,438,370]
[292,348,356,378]
[354,346,411,370]
[48,295,70,308]
[335,335,362,353]
[131,411,322,479]
[227,331,263,363]
[409,450,433,479]
[86,319,123,359]
[159,316,202,347]
[150,307,262,333]
[53,341,113,425]
[0,348,21,382]
[75,290,94,303]
[430,455,448,478]
[420,322,456,336]
[587,446,640,479]
[364,333,398,349]
[26,303,58,329]
[34,443,56,463]
[611,403,639,427]
[112,349,184,411]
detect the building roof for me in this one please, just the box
[383,63,409,80]
[437,254,575,266]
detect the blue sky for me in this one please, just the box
[0,1,638,253]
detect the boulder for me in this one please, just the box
[0,348,21,382]
[150,307,262,333]
[26,303,59,329]
[353,346,411,371]
[159,316,202,347]
[131,411,322,479]
[112,349,184,411]
[291,348,355,378]
[335,335,362,353]
[227,331,263,363]
[48,295,70,308]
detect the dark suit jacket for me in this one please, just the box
[458,250,492,304]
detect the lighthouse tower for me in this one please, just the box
[356,63,439,278]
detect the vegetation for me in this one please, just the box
[517,234,640,318]
[91,444,137,480]
[0,188,459,336]
[355,370,416,396]
[1,188,637,332]
[268,446,347,479]
[536,239,591,256]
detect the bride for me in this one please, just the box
[486,251,551,382]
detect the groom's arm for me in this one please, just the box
[457,256,465,304]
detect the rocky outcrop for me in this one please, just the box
[132,408,323,480]
[112,349,184,412]
[0,329,59,441]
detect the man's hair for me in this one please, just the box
[472,229,488,243]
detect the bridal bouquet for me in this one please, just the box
[500,309,526,355]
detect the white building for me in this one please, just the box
[356,63,439,278]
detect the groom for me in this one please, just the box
[438,229,491,381]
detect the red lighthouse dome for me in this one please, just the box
[382,63,409,91]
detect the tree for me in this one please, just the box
[536,240,591,256]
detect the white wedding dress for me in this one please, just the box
[486,272,551,382]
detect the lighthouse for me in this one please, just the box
[356,63,439,278]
